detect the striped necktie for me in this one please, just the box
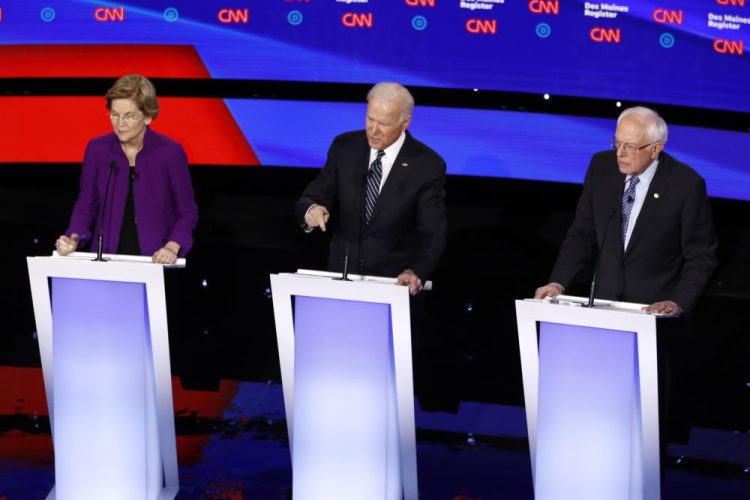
[621,176,640,246]
[365,149,385,223]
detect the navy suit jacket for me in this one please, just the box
[550,150,718,313]
[295,130,447,279]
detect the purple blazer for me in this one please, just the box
[66,128,198,256]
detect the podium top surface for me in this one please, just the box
[40,251,186,268]
[287,269,433,291]
[27,252,184,285]
[270,271,414,311]
[516,295,664,337]
[521,295,668,315]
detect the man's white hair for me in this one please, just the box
[367,82,414,121]
[617,106,668,143]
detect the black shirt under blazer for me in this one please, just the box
[295,130,447,279]
[550,150,718,313]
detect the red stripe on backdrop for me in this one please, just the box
[0,45,212,78]
[0,97,259,165]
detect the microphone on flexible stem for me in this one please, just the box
[337,242,351,281]
[94,160,118,262]
[586,208,615,307]
[337,170,369,281]
[357,168,371,275]
[336,170,370,281]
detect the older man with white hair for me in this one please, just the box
[535,106,717,315]
[533,106,719,463]
[296,82,447,295]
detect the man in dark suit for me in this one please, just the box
[535,106,718,314]
[534,107,719,455]
[295,82,447,295]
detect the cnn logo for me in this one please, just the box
[529,0,559,14]
[218,8,249,23]
[653,9,683,24]
[713,39,744,55]
[716,0,745,6]
[465,19,497,34]
[94,7,125,22]
[590,27,621,43]
[342,12,373,28]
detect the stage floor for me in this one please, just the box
[1,365,749,498]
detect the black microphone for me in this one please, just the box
[627,195,634,203]
[338,241,351,281]
[357,169,371,275]
[336,171,368,281]
[586,208,615,307]
[94,160,118,262]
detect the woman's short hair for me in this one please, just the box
[105,74,159,119]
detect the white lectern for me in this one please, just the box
[270,270,419,500]
[515,296,663,500]
[27,252,183,500]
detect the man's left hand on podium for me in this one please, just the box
[397,269,423,296]
[643,300,682,316]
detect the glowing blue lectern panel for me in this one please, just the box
[51,277,160,500]
[515,298,661,500]
[270,271,418,500]
[536,323,639,500]
[293,296,399,499]
[27,253,181,500]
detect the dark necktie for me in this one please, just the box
[365,149,385,223]
[621,176,640,246]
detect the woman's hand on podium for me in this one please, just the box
[55,234,79,255]
[152,241,180,264]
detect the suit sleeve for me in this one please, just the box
[294,139,340,227]
[549,161,599,289]
[65,141,101,244]
[671,177,718,312]
[166,145,198,256]
[411,158,447,280]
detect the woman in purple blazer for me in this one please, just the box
[55,74,198,264]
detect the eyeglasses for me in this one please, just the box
[109,112,143,124]
[610,137,659,155]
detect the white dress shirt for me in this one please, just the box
[368,131,406,191]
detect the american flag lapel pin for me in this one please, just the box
[401,162,408,167]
